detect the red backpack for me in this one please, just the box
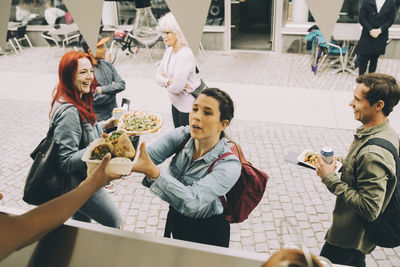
[177,138,268,223]
[212,141,268,223]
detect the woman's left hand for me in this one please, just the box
[131,142,160,179]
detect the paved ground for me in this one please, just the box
[1,47,400,266]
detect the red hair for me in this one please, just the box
[50,51,98,125]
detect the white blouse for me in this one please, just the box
[155,46,201,113]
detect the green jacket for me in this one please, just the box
[322,121,398,254]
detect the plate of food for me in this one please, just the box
[297,149,342,172]
[118,110,163,135]
[82,130,136,175]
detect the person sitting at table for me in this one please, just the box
[16,0,36,25]
[130,88,241,247]
[44,1,66,27]
[0,154,122,261]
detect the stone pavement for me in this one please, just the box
[1,47,400,266]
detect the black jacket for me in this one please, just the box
[356,0,396,55]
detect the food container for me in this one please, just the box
[81,138,134,175]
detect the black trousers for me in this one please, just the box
[171,105,189,128]
[358,54,379,76]
[320,242,366,267]
[164,206,230,247]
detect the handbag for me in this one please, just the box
[23,104,83,205]
[191,79,207,99]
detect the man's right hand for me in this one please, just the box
[315,156,336,179]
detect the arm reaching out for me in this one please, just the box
[0,153,121,261]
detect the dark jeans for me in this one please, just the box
[171,105,189,128]
[164,206,230,247]
[358,54,379,76]
[320,242,366,267]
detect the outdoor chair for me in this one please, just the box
[41,31,61,48]
[306,29,349,74]
[9,25,33,53]
[0,30,19,55]
[320,41,349,73]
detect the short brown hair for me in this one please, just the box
[356,73,400,116]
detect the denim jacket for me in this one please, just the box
[51,102,104,178]
[148,126,242,219]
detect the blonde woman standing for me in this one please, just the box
[155,12,201,128]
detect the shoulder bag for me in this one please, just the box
[23,104,83,205]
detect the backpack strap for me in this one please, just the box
[353,138,400,190]
[208,152,234,213]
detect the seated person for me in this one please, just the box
[16,1,36,25]
[44,1,65,27]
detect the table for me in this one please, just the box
[332,23,362,75]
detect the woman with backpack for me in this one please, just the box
[131,88,241,247]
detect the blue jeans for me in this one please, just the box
[72,188,122,228]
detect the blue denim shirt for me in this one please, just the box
[51,102,104,177]
[148,126,241,219]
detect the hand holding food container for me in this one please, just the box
[82,130,136,175]
[82,110,163,176]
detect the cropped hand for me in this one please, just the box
[131,142,160,179]
[85,153,122,189]
[96,86,102,94]
[369,28,382,38]
[315,156,336,179]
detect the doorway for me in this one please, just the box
[230,0,273,51]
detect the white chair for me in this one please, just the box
[10,25,33,53]
[0,31,19,55]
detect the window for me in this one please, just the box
[117,0,225,26]
[287,0,400,25]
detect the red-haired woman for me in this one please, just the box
[50,51,122,228]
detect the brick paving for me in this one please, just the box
[1,47,400,266]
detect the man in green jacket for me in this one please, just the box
[315,73,400,267]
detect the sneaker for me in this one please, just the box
[104,182,116,193]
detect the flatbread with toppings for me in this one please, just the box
[90,130,136,160]
[118,110,162,135]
